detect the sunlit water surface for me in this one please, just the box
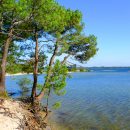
[6,71,130,130]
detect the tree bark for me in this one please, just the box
[31,31,39,102]
[61,54,70,65]
[36,43,58,101]
[0,28,13,93]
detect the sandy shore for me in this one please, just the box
[0,99,29,130]
[0,98,51,130]
[6,73,33,76]
[6,72,72,76]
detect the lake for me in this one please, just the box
[6,68,130,130]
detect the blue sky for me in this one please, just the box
[56,0,130,67]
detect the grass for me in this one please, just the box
[0,91,9,99]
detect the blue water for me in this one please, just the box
[5,69,130,130]
[89,67,130,72]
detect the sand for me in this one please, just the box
[6,73,33,76]
[0,98,52,130]
[0,99,28,130]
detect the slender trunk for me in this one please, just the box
[43,88,51,120]
[36,43,58,101]
[0,28,13,93]
[61,54,70,64]
[31,31,39,102]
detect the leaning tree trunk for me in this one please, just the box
[0,28,13,94]
[36,44,58,101]
[61,54,70,64]
[31,31,39,103]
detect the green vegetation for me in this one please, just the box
[52,102,61,110]
[70,67,77,72]
[0,91,8,98]
[0,0,98,125]
[79,68,86,72]
[68,66,90,72]
[16,77,32,98]
[17,77,32,88]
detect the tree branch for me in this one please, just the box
[13,15,32,26]
[37,43,59,101]
[14,29,33,32]
[61,54,70,65]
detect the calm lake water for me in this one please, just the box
[6,68,130,130]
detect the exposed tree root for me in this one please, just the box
[0,97,51,130]
[19,97,51,130]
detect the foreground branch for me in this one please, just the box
[37,43,59,101]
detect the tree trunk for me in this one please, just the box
[0,28,13,94]
[61,54,70,64]
[36,44,58,101]
[31,31,39,102]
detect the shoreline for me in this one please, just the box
[6,72,73,76]
[0,98,51,130]
[5,71,87,76]
[6,73,33,76]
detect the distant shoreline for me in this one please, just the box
[5,71,75,76]
[6,73,33,76]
